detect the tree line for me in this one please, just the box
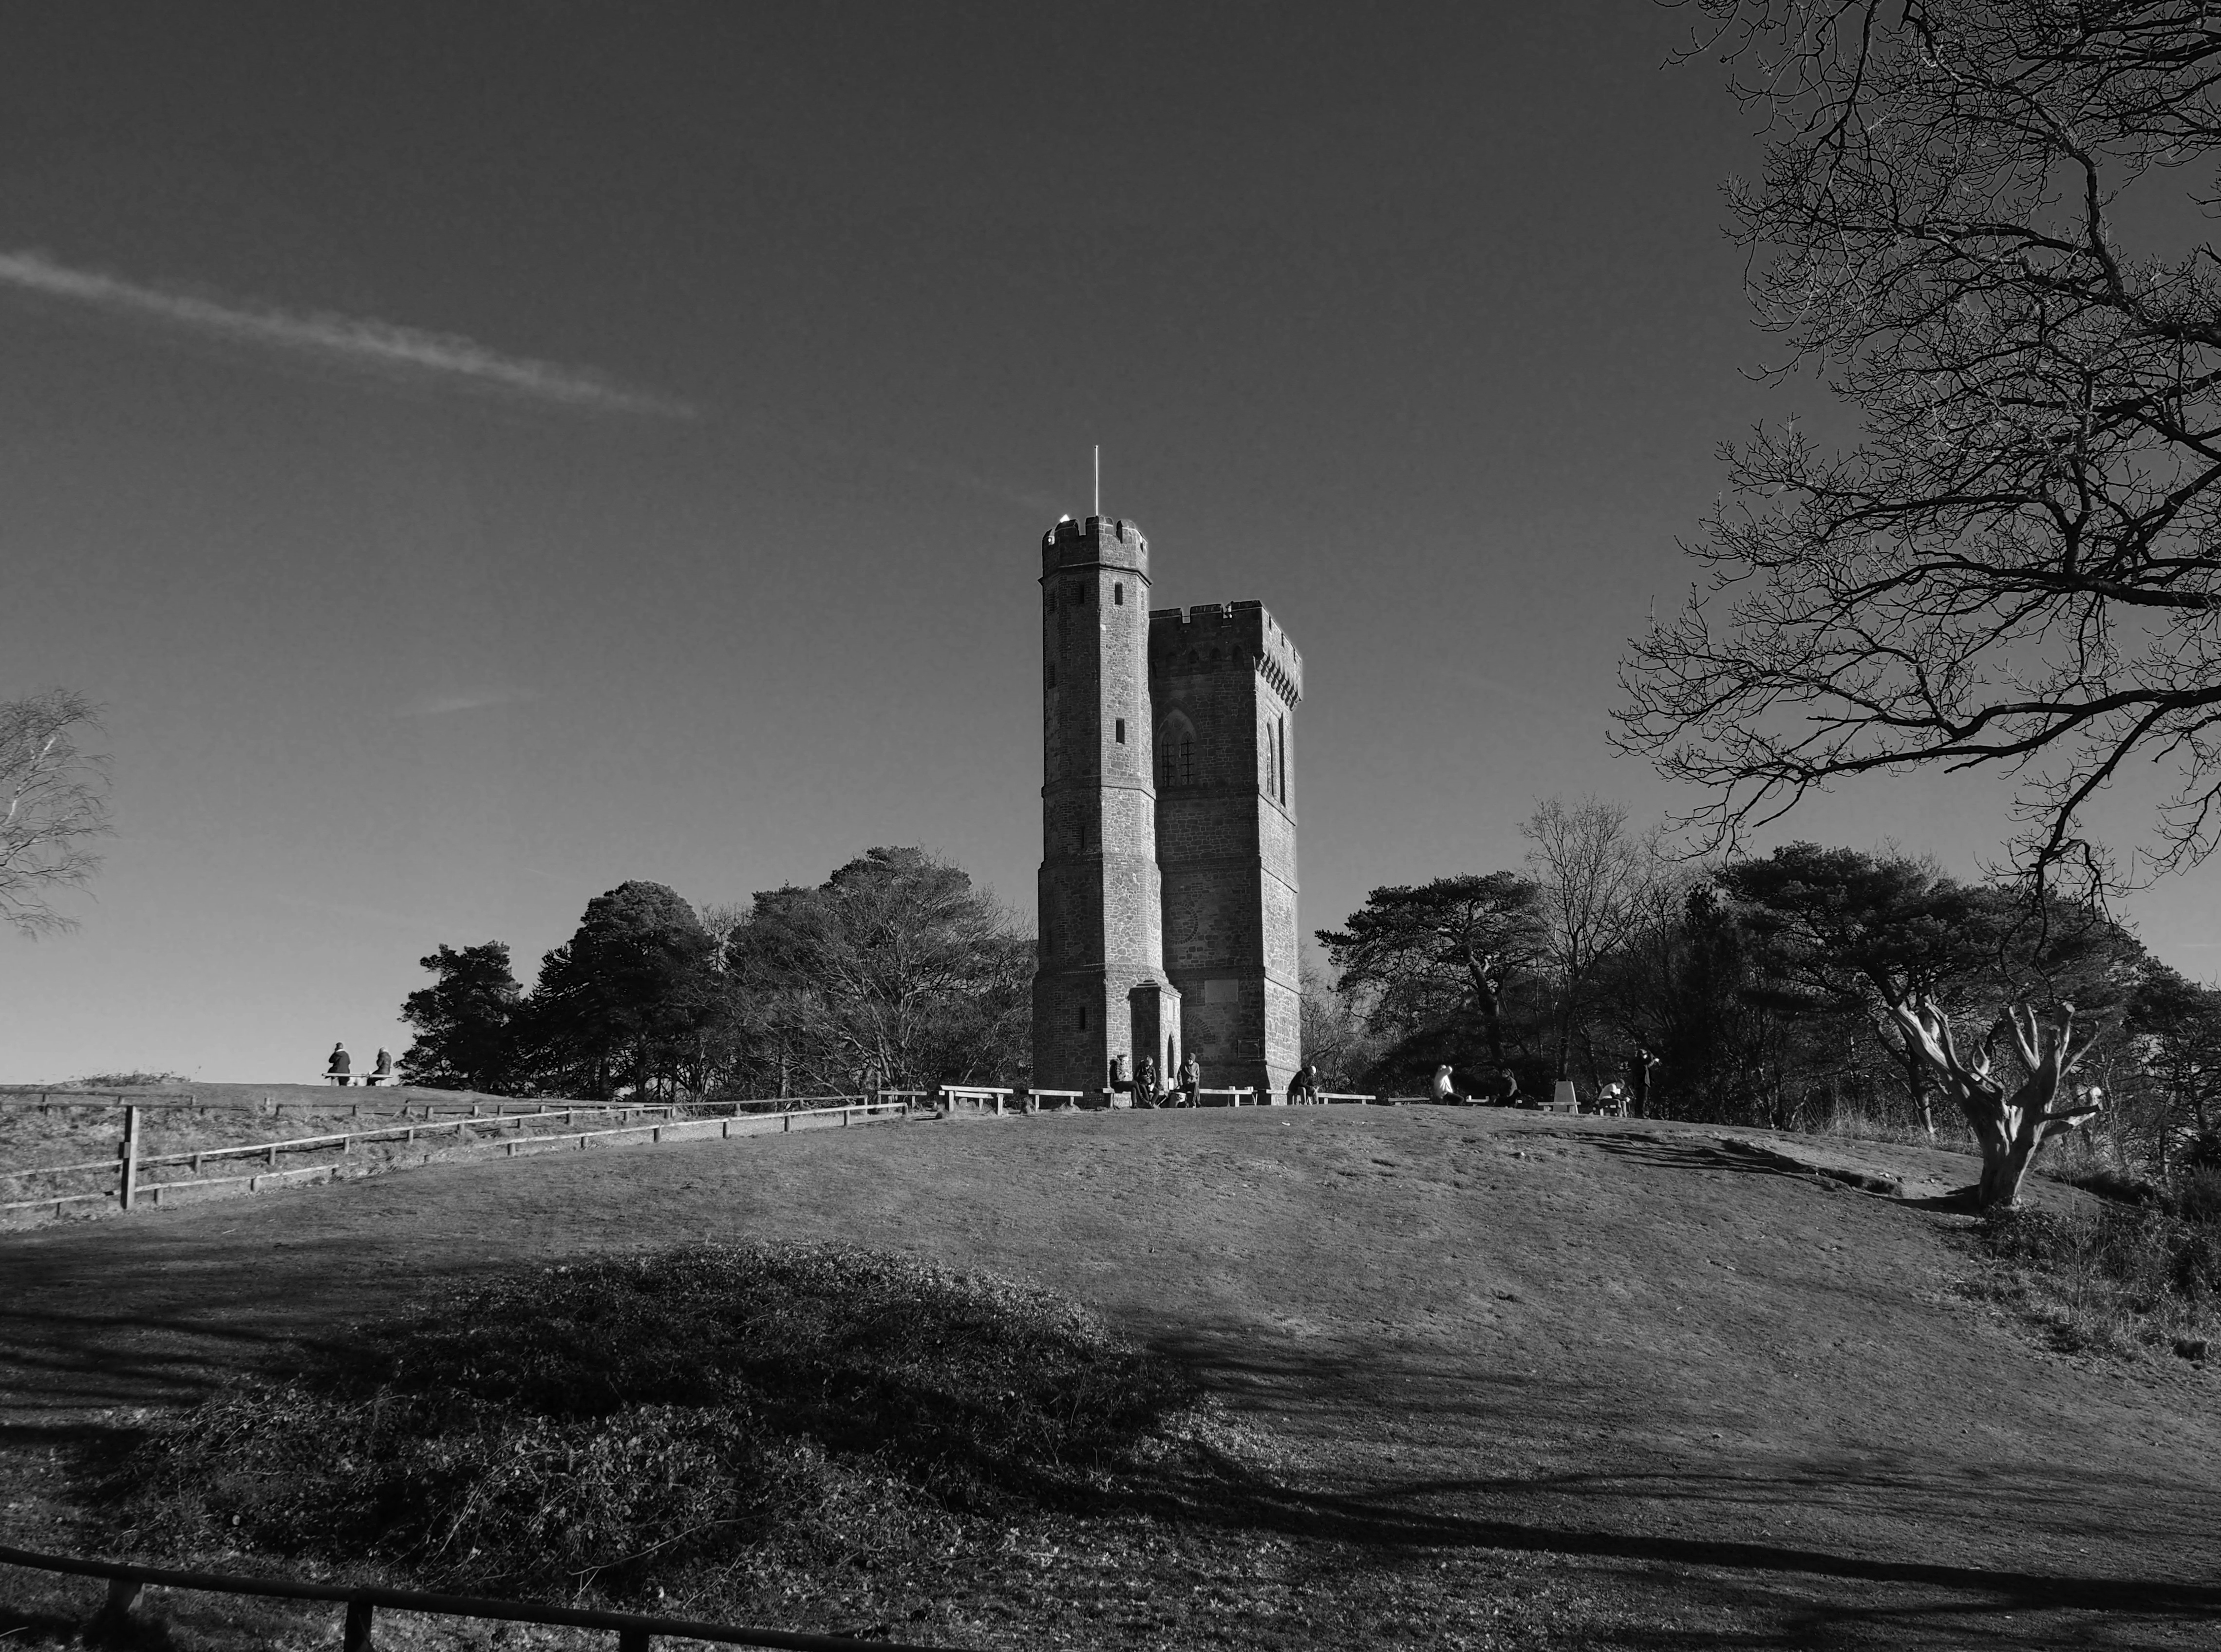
[396,846,1031,1101]
[1311,799,2221,1189]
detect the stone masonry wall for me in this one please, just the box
[1148,601,1301,1095]
[1033,518,1181,1092]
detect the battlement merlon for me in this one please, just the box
[1041,515,1150,579]
[1148,600,1304,703]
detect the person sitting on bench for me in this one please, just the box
[325,1042,352,1086]
[366,1047,395,1087]
[1287,1060,1321,1104]
[1431,1064,1465,1105]
[1477,1067,1521,1107]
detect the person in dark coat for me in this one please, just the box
[1178,1051,1202,1108]
[1135,1054,1162,1108]
[1287,1060,1321,1104]
[1629,1047,1660,1117]
[326,1042,352,1086]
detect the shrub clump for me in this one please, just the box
[106,1242,1189,1597]
[1975,1191,2221,1359]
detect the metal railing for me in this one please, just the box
[0,1542,962,1652]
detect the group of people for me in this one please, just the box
[1432,1064,1526,1107]
[1116,1052,1327,1108]
[1427,1046,1660,1113]
[323,1042,395,1087]
[1129,1051,1204,1108]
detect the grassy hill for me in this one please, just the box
[1,1106,2215,1649]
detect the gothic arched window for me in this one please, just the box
[1157,711,1198,788]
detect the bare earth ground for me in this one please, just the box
[1,1106,2215,1650]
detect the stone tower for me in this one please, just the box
[1033,516,1183,1092]
[1149,601,1302,1095]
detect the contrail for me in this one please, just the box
[399,687,541,717]
[0,248,695,416]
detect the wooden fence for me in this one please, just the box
[0,1097,913,1222]
[2,1083,1390,1226]
[0,1541,962,1652]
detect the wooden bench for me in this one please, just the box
[1196,1087,1260,1107]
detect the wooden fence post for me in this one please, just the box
[96,1576,140,1628]
[118,1105,140,1212]
[343,1598,376,1651]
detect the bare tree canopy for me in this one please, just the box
[0,688,113,938]
[1523,797,1657,1078]
[1623,1,2221,893]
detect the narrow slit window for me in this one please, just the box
[1115,718,1126,743]
[1078,1006,1088,1030]
[1114,582,1124,605]
[1278,714,1288,801]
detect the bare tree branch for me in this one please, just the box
[0,688,113,938]
[1625,2,2221,895]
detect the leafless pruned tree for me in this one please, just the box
[1890,996,2104,1208]
[0,688,113,938]
[1624,1,2221,896]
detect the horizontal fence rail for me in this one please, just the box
[0,1542,967,1652]
[0,1099,915,1220]
[2,1081,1388,1227]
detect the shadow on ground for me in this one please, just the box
[1,1107,2213,1650]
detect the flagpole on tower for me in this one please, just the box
[1093,445,1100,519]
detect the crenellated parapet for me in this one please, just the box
[1042,515,1150,577]
[1148,599,1303,706]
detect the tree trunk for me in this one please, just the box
[1900,1041,1935,1141]
[1464,954,1508,1070]
[1475,986,1506,1069]
[1974,1121,2041,1212]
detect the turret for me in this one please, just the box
[1033,517,1182,1094]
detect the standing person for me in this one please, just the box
[325,1042,352,1086]
[1178,1051,1202,1108]
[1629,1047,1660,1118]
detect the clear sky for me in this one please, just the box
[3,2,2213,1083]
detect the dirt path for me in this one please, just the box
[2,1106,2214,1648]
